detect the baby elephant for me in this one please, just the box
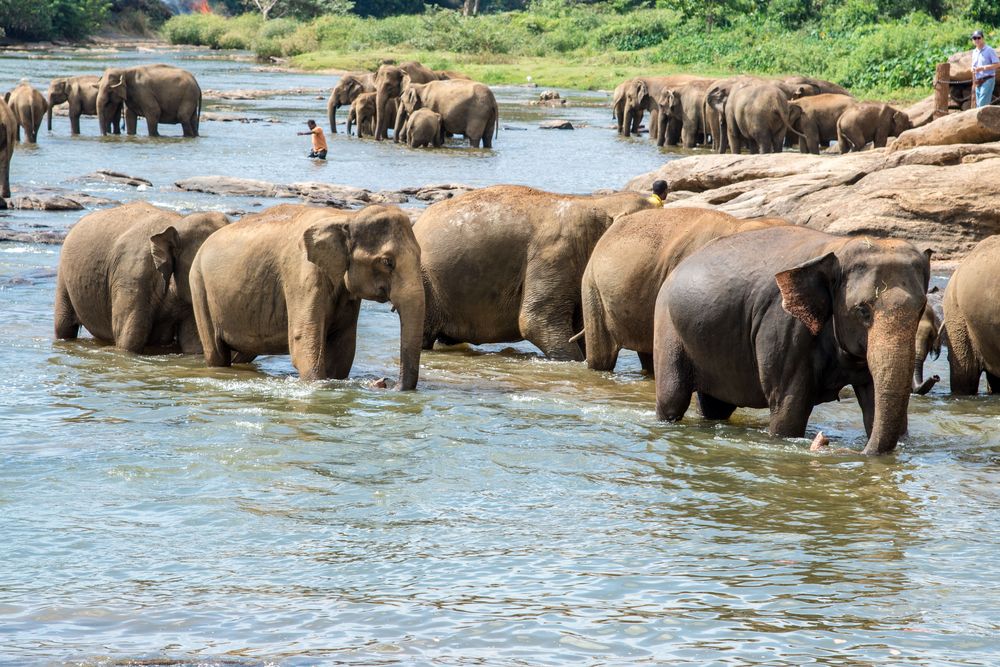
[404,108,444,148]
[55,202,229,353]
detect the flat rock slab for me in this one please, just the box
[202,87,325,100]
[5,188,120,211]
[78,170,152,187]
[539,120,573,130]
[200,112,280,124]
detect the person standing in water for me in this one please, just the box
[298,119,328,159]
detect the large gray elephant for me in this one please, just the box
[415,185,654,360]
[704,76,765,154]
[54,202,229,354]
[726,81,798,154]
[373,61,440,141]
[5,82,48,143]
[656,79,714,148]
[612,78,636,135]
[96,64,201,137]
[622,75,702,141]
[0,97,15,201]
[189,204,425,389]
[837,102,912,152]
[582,208,787,373]
[654,226,931,455]
[787,93,855,154]
[327,72,375,134]
[47,75,115,135]
[394,80,497,148]
[942,235,1000,395]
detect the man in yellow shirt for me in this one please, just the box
[647,179,668,207]
[298,119,328,160]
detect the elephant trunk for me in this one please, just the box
[390,272,425,391]
[393,103,406,144]
[47,95,53,131]
[96,96,111,137]
[862,305,920,455]
[328,99,337,134]
[375,90,391,141]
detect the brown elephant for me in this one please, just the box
[622,75,702,141]
[912,300,942,395]
[837,102,912,153]
[346,91,392,138]
[787,93,855,154]
[97,64,201,137]
[47,75,115,135]
[0,97,14,201]
[5,82,48,143]
[373,61,441,141]
[403,108,444,148]
[781,76,851,99]
[943,235,1000,395]
[189,204,424,389]
[726,81,799,154]
[656,79,715,148]
[612,78,638,136]
[327,72,375,134]
[54,202,229,354]
[415,185,653,360]
[704,76,765,153]
[583,208,787,373]
[394,80,497,148]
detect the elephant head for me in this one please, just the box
[374,65,407,141]
[301,206,425,390]
[47,78,70,131]
[622,79,651,137]
[96,68,128,136]
[775,239,931,455]
[891,109,913,136]
[151,212,230,305]
[327,74,371,134]
[787,101,803,131]
[394,85,424,140]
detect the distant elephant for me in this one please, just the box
[912,300,942,395]
[189,204,424,389]
[5,82,48,143]
[726,81,799,154]
[394,80,498,148]
[582,208,787,373]
[622,75,702,141]
[612,78,638,135]
[781,76,851,99]
[0,97,15,200]
[347,91,388,138]
[942,235,1000,395]
[55,202,229,354]
[787,93,855,154]
[327,72,375,134]
[656,79,714,148]
[47,75,116,135]
[837,102,912,153]
[704,76,764,153]
[373,61,440,141]
[654,226,931,455]
[404,108,444,148]
[97,64,201,137]
[415,185,654,360]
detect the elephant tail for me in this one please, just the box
[780,111,805,140]
[195,89,202,136]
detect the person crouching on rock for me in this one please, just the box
[298,119,328,160]
[647,180,668,207]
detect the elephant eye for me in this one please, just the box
[854,302,873,326]
[380,256,395,270]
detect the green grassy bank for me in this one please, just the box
[163,7,989,101]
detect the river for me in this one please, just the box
[0,45,998,666]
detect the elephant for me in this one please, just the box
[415,185,654,360]
[836,102,912,153]
[394,80,498,148]
[654,226,931,456]
[189,204,424,389]
[5,82,48,143]
[373,61,441,141]
[912,300,942,395]
[54,202,229,354]
[582,208,787,373]
[346,91,390,138]
[726,81,799,154]
[612,78,638,136]
[96,64,201,137]
[942,235,1000,395]
[781,76,851,99]
[656,79,715,148]
[622,75,702,141]
[0,97,14,200]
[787,93,856,154]
[403,108,444,148]
[704,76,765,153]
[47,75,116,135]
[327,72,375,134]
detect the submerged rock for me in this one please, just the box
[78,170,153,187]
[540,120,574,130]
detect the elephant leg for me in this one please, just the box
[54,275,80,340]
[945,315,981,395]
[112,298,153,353]
[767,391,813,438]
[581,279,618,371]
[181,117,196,138]
[697,392,737,420]
[518,258,584,360]
[324,302,361,380]
[145,113,160,137]
[177,316,203,355]
[70,112,81,135]
[191,278,230,367]
[125,110,138,135]
[637,351,654,375]
[653,310,693,421]
[481,115,495,149]
[287,296,329,380]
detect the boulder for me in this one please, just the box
[174,177,288,198]
[539,120,573,130]
[79,170,152,187]
[888,106,1000,152]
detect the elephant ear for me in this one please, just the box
[774,252,838,336]
[150,226,179,289]
[302,221,351,282]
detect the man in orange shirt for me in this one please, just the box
[298,119,328,159]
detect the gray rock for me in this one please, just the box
[539,120,573,130]
[79,170,152,187]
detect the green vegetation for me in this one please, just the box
[0,0,111,40]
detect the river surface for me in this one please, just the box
[0,46,999,667]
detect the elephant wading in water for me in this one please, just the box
[373,61,440,141]
[189,204,425,388]
[55,202,229,353]
[403,108,444,148]
[654,226,931,455]
[0,97,15,201]
[788,93,855,154]
[913,300,942,395]
[582,208,787,373]
[656,79,714,148]
[415,185,653,360]
[48,75,114,135]
[327,72,375,134]
[943,236,1000,395]
[622,75,702,141]
[97,64,201,137]
[837,102,912,152]
[347,92,392,138]
[394,80,498,148]
[6,81,48,143]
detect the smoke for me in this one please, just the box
[160,0,212,14]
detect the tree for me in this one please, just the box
[462,0,480,15]
[247,0,279,19]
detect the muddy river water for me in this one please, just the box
[0,46,998,666]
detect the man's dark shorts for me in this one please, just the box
[308,149,328,160]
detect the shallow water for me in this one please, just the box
[1,47,999,666]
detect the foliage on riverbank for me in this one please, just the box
[162,5,985,100]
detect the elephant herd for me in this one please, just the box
[615,74,914,154]
[54,185,1000,456]
[327,60,498,148]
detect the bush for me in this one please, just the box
[0,0,109,40]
